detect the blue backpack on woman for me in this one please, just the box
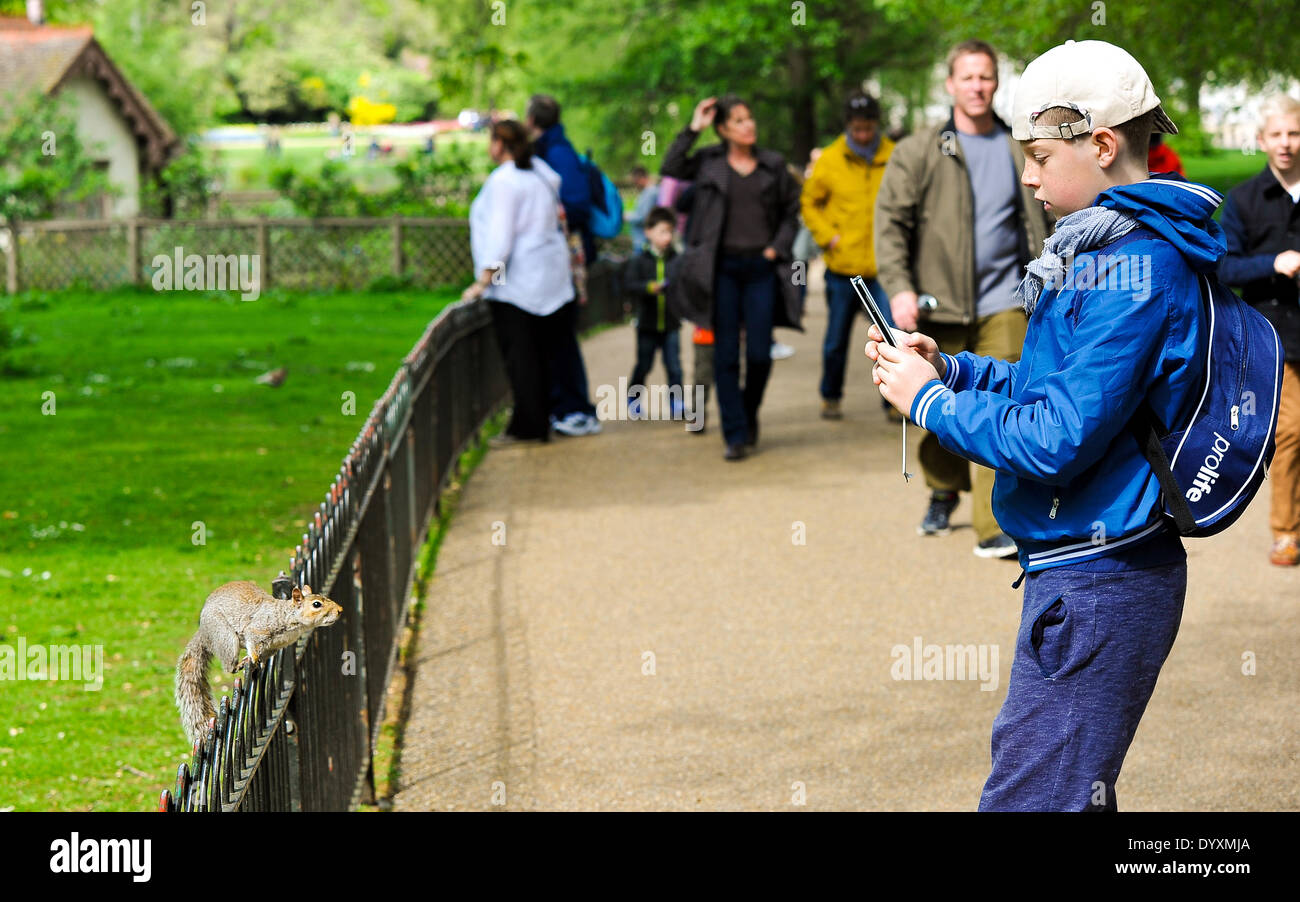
[582,149,624,240]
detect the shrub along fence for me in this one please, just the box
[157,281,629,812]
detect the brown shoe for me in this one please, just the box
[1269,535,1299,566]
[821,399,843,420]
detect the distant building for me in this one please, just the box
[0,6,178,218]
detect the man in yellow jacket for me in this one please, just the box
[802,92,898,421]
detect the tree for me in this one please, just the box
[0,92,115,222]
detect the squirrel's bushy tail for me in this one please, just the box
[175,633,214,746]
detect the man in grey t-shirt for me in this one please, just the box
[875,39,1052,559]
[958,125,1025,319]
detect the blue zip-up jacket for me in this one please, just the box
[908,176,1223,571]
[533,123,593,228]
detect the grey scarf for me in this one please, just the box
[845,129,881,163]
[1016,206,1140,314]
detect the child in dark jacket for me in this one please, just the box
[624,207,684,417]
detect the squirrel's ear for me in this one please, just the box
[302,584,312,596]
[291,586,303,602]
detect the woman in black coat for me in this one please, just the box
[660,95,803,461]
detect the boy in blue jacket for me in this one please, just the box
[868,40,1220,810]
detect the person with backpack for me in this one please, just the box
[526,94,601,437]
[867,40,1280,810]
[1218,94,1300,566]
[660,94,804,461]
[463,120,575,446]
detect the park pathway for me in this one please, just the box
[392,263,1298,811]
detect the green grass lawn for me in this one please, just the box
[0,285,457,810]
[1182,147,1268,201]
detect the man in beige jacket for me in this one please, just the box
[875,39,1052,559]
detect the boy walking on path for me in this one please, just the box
[1218,94,1300,566]
[868,40,1221,810]
[624,207,685,417]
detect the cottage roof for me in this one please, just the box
[0,17,179,171]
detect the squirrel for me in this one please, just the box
[175,580,342,746]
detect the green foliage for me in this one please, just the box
[269,143,486,218]
[140,139,217,218]
[15,0,1300,211]
[0,92,116,222]
[270,160,373,217]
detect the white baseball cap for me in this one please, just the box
[1011,39,1178,141]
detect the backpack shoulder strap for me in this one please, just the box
[1126,260,1209,536]
[1130,401,1199,534]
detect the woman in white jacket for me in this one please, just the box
[463,120,575,445]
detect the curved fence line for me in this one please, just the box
[158,284,628,811]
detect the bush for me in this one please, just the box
[270,144,486,218]
[140,139,216,218]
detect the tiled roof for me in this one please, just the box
[0,18,94,99]
[0,16,178,170]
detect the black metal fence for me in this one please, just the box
[158,264,631,812]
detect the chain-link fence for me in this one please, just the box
[3,217,634,295]
[2,218,477,293]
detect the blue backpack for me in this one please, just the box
[582,150,624,240]
[1114,230,1284,537]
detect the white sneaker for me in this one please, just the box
[553,412,601,436]
[771,341,795,360]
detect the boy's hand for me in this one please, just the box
[865,324,946,380]
[872,341,941,415]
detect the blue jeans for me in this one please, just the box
[978,561,1186,811]
[820,272,891,401]
[713,253,776,446]
[630,329,683,394]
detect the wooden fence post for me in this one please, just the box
[126,219,139,285]
[4,225,16,295]
[256,218,270,291]
[392,215,404,280]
